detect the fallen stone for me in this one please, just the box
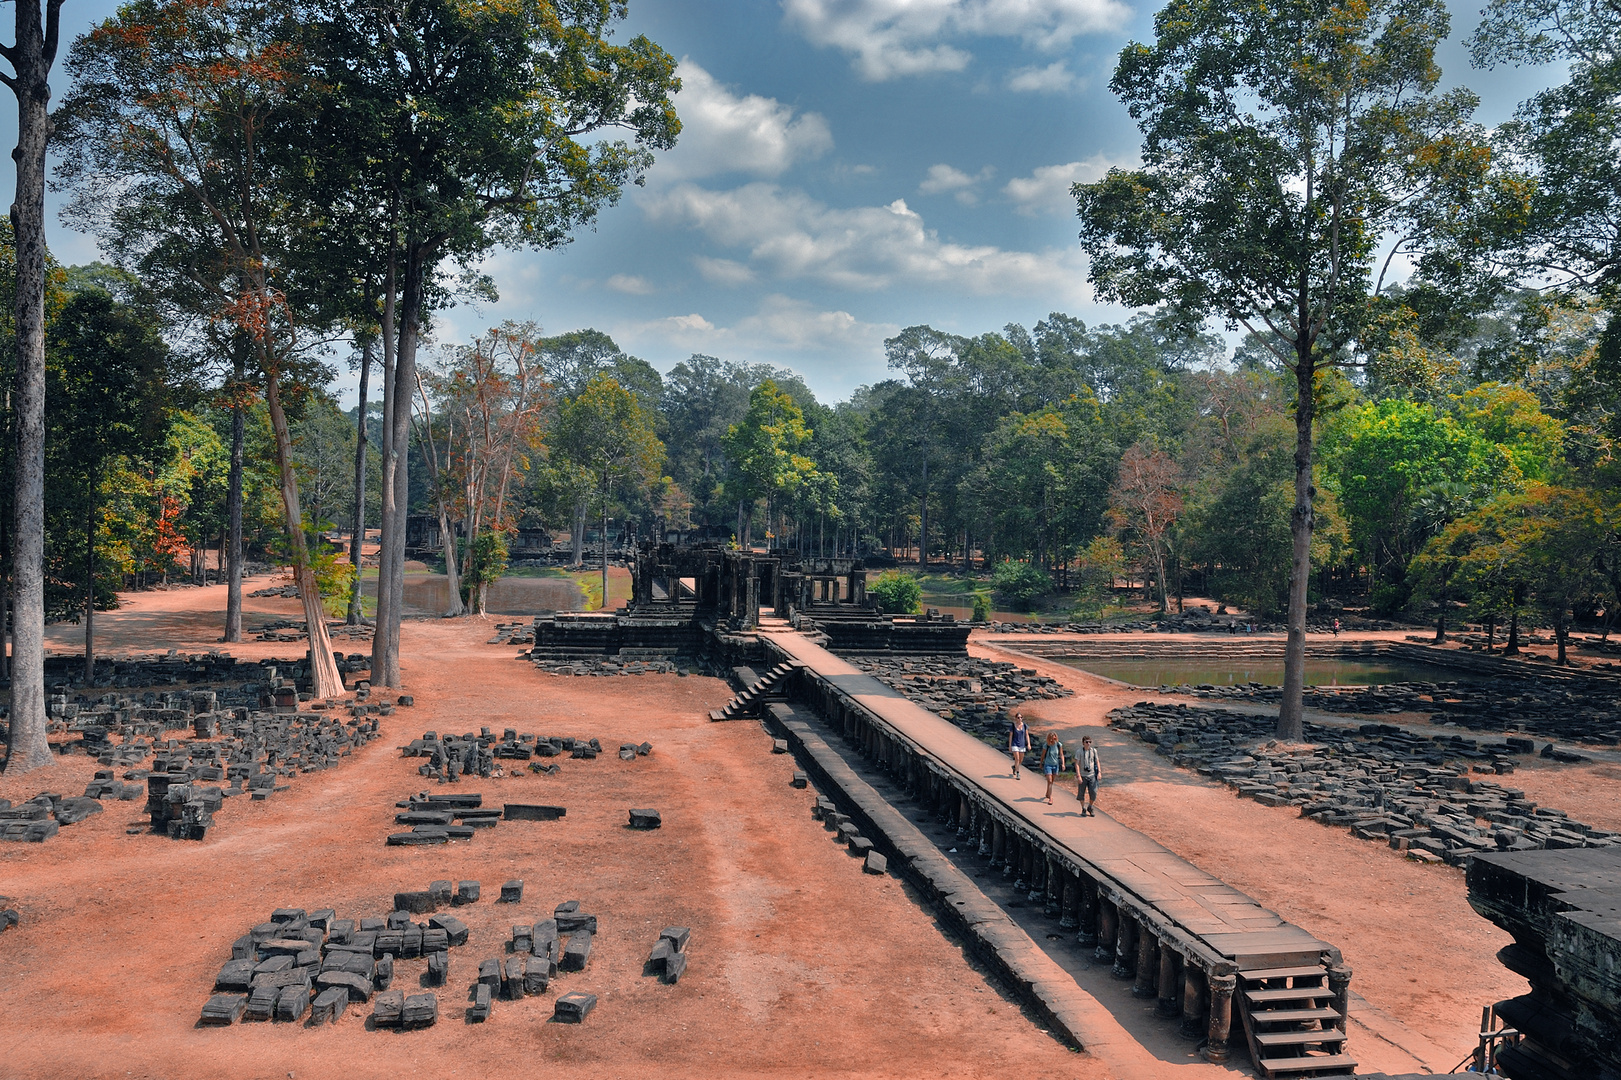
[503,804,566,822]
[500,880,523,903]
[864,851,889,875]
[427,913,468,946]
[310,986,347,1024]
[215,958,256,992]
[276,984,309,1022]
[628,808,661,829]
[561,930,593,971]
[394,890,437,914]
[315,970,373,1003]
[467,983,492,1022]
[455,880,480,905]
[372,988,405,1026]
[199,993,247,1026]
[402,992,437,1028]
[553,991,597,1023]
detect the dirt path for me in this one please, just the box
[0,588,1096,1080]
[972,638,1531,1067]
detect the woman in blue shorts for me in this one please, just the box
[1040,732,1065,804]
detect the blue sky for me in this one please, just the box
[14,0,1568,405]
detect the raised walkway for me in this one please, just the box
[758,623,1357,1077]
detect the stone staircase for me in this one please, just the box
[709,662,800,721]
[1237,965,1356,1078]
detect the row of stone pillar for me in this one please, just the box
[890,733,1245,1063]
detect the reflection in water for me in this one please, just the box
[1057,658,1476,687]
[373,574,584,615]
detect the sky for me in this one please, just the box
[7,0,1570,406]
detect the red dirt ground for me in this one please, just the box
[0,583,1096,1080]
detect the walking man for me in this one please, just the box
[1008,711,1030,779]
[1077,735,1101,817]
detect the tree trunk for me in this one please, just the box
[1505,608,1521,655]
[347,337,372,624]
[918,454,929,568]
[375,253,420,688]
[572,505,585,565]
[3,0,58,773]
[1556,619,1568,664]
[265,369,344,698]
[83,469,95,686]
[1277,347,1316,742]
[372,253,399,684]
[440,508,462,616]
[224,349,246,642]
[1485,617,1495,652]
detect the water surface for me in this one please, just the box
[1056,658,1476,687]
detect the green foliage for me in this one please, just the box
[310,544,356,619]
[463,531,510,595]
[991,559,1051,611]
[970,593,991,622]
[869,570,922,615]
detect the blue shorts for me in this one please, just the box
[1079,777,1098,799]
[1044,765,1059,777]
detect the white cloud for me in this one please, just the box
[1007,60,1078,92]
[644,181,1087,298]
[653,60,833,181]
[621,295,898,356]
[918,163,994,204]
[782,0,1131,81]
[693,256,756,286]
[605,273,655,295]
[1003,154,1132,215]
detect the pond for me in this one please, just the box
[375,573,585,616]
[1054,658,1478,687]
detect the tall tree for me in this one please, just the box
[722,380,817,547]
[57,0,345,697]
[311,0,681,686]
[0,0,64,772]
[551,375,663,606]
[1076,0,1493,738]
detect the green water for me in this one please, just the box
[1057,658,1475,687]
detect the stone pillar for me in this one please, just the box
[1133,928,1158,998]
[1078,879,1099,948]
[1112,912,1136,979]
[1204,974,1237,1063]
[1042,856,1059,914]
[1328,964,1353,1033]
[956,793,969,836]
[988,817,1002,861]
[1013,837,1028,890]
[1157,947,1182,1018]
[1058,873,1078,930]
[1003,832,1019,878]
[1094,898,1117,964]
[1181,966,1209,1038]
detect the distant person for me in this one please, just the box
[1077,735,1101,816]
[1333,618,1341,637]
[1041,732,1065,805]
[1008,712,1030,779]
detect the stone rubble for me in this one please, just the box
[1109,701,1615,866]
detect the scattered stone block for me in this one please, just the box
[771,739,788,754]
[553,991,597,1023]
[454,880,479,906]
[426,950,448,986]
[372,989,404,1027]
[315,970,373,1003]
[659,926,690,951]
[791,771,808,789]
[664,950,687,983]
[467,983,492,1022]
[864,851,888,875]
[523,954,550,995]
[200,994,248,1026]
[401,993,437,1029]
[499,880,523,903]
[848,836,873,856]
[275,984,309,1022]
[374,953,394,990]
[309,986,347,1024]
[427,913,468,946]
[503,804,566,821]
[477,958,501,989]
[394,890,436,914]
[628,808,661,829]
[216,958,256,992]
[387,830,447,846]
[561,930,593,972]
[502,956,526,999]
[244,983,279,1022]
